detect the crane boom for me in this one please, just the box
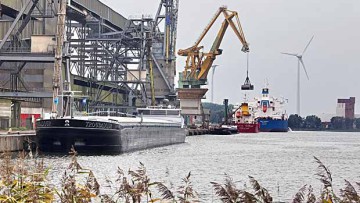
[194,7,224,48]
[178,7,249,87]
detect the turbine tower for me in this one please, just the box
[281,36,314,115]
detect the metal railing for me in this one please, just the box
[82,110,135,118]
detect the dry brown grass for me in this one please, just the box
[0,149,359,203]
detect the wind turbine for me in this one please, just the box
[281,36,314,116]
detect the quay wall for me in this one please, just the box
[0,134,35,151]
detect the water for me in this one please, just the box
[42,131,360,202]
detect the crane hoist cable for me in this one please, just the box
[241,52,254,90]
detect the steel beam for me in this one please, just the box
[0,0,152,110]
[13,0,40,40]
[71,0,128,30]
[0,0,32,50]
[0,54,54,62]
[0,91,52,98]
[151,53,171,90]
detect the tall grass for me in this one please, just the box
[0,148,359,203]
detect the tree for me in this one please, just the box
[330,116,345,129]
[304,115,322,129]
[355,118,360,129]
[344,118,354,129]
[202,102,227,124]
[288,114,303,129]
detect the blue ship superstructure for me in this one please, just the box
[251,86,288,132]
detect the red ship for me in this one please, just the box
[234,102,259,133]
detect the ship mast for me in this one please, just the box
[51,0,67,118]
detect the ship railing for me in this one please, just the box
[86,111,135,118]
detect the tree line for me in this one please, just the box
[202,102,360,131]
[288,114,360,130]
[202,102,232,124]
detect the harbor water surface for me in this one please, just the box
[43,131,360,202]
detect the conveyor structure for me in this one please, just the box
[0,0,179,117]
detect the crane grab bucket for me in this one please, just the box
[241,76,254,90]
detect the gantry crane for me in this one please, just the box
[178,6,250,88]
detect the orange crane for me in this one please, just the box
[178,6,251,89]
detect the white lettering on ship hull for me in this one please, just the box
[37,121,51,127]
[85,121,113,129]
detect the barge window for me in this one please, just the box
[150,110,166,115]
[167,110,180,115]
[138,110,151,115]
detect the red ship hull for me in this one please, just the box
[236,123,259,133]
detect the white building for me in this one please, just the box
[336,102,346,117]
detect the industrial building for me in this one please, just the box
[0,0,179,129]
[336,97,355,119]
[319,97,356,126]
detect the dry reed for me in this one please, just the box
[0,148,359,203]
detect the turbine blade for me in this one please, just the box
[281,52,298,56]
[302,35,314,54]
[299,58,309,80]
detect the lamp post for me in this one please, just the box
[211,65,218,103]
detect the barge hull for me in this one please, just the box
[36,118,186,154]
[36,127,121,153]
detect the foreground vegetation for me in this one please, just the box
[0,148,359,202]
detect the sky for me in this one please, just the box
[100,0,360,116]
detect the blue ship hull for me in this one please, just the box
[257,118,288,132]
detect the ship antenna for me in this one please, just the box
[264,78,269,88]
[243,93,247,102]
